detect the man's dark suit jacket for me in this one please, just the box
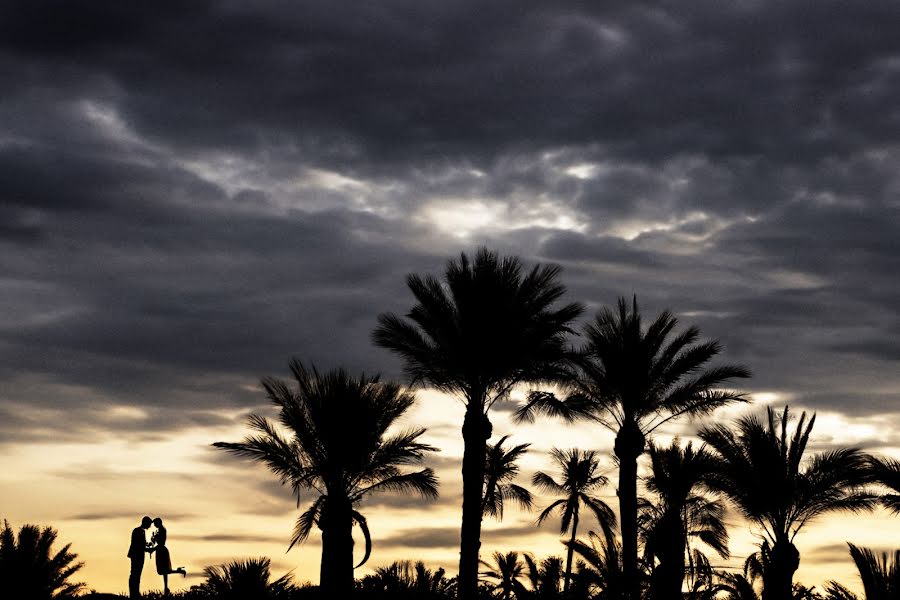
[127,527,146,560]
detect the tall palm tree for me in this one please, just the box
[533,448,617,596]
[0,520,84,600]
[517,297,750,600]
[214,360,439,597]
[481,551,528,600]
[483,436,534,521]
[640,441,729,600]
[200,557,295,600]
[699,406,876,600]
[867,456,900,514]
[373,248,583,600]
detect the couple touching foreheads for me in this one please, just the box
[128,516,186,598]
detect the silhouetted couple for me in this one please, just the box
[128,516,186,598]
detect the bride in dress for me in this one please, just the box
[150,517,186,595]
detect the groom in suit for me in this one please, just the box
[127,516,153,598]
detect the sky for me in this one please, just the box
[2,0,900,595]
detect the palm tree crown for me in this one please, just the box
[483,435,534,521]
[0,520,84,600]
[214,360,438,595]
[533,448,617,595]
[373,248,583,600]
[373,248,583,407]
[699,406,876,600]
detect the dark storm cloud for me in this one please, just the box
[5,1,900,168]
[2,0,900,447]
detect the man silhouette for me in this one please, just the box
[127,516,153,598]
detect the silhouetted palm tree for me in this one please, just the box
[518,297,750,600]
[717,571,760,600]
[0,520,84,599]
[567,529,629,600]
[827,543,899,600]
[523,555,565,599]
[483,436,534,521]
[533,448,617,596]
[867,456,900,514]
[373,248,583,600]
[359,560,455,599]
[214,361,439,597]
[481,551,528,600]
[699,407,876,600]
[199,557,294,600]
[640,441,729,600]
[824,581,858,600]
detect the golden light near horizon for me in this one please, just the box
[4,381,899,595]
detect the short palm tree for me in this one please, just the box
[523,555,565,599]
[359,560,455,598]
[0,520,84,599]
[200,557,294,600]
[717,571,760,600]
[640,441,729,600]
[373,248,583,600]
[214,360,439,597]
[518,297,750,600]
[533,448,617,596]
[480,551,528,600]
[567,528,629,600]
[699,407,876,600]
[867,456,900,514]
[483,436,534,521]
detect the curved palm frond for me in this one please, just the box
[351,511,371,569]
[289,495,326,550]
[867,456,900,514]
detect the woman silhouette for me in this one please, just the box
[150,517,186,595]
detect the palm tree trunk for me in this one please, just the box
[761,540,800,600]
[319,497,354,597]
[459,406,491,600]
[563,512,579,596]
[651,524,685,600]
[615,420,645,600]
